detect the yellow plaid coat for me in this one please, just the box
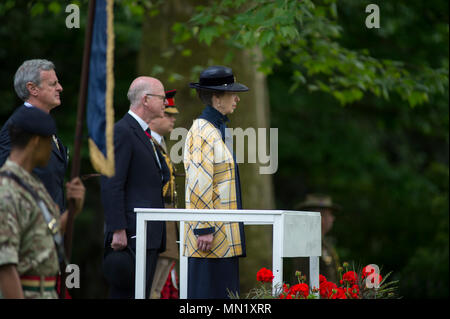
[183,118,244,258]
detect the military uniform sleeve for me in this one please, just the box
[0,190,19,267]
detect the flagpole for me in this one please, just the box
[60,0,96,299]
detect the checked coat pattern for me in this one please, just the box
[183,118,244,258]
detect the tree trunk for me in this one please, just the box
[138,0,275,295]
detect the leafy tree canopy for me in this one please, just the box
[167,0,448,106]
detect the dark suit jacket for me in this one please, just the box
[100,113,168,251]
[0,104,68,213]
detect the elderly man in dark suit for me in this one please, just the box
[101,76,170,299]
[0,59,74,214]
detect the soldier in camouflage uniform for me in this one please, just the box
[290,194,341,285]
[0,107,85,299]
[148,90,180,299]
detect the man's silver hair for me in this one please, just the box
[127,81,152,109]
[14,59,55,101]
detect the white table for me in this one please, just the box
[134,208,321,299]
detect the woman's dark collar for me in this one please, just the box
[199,105,229,128]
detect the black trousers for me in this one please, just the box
[188,257,239,299]
[106,248,158,299]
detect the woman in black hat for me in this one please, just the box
[184,66,248,298]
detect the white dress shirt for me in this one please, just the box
[127,109,148,131]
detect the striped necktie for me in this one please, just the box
[144,128,162,172]
[160,137,168,154]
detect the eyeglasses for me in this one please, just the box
[146,93,167,101]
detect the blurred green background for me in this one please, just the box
[0,0,447,298]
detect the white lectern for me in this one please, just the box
[134,209,321,299]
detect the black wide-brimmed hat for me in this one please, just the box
[189,65,249,92]
[102,247,135,290]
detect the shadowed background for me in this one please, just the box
[0,0,447,298]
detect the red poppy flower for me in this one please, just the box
[330,287,347,299]
[319,280,337,299]
[256,267,274,283]
[362,265,376,278]
[290,283,309,298]
[342,270,358,285]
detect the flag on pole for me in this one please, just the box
[86,0,115,177]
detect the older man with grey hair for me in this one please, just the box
[0,59,86,298]
[100,76,170,298]
[13,59,62,110]
[0,59,73,215]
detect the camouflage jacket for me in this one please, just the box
[0,160,60,299]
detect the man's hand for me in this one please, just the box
[66,177,85,215]
[0,264,24,299]
[111,229,128,251]
[60,177,86,233]
[197,233,214,252]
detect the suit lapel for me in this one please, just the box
[124,113,161,172]
[51,136,66,162]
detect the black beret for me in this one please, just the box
[11,106,57,136]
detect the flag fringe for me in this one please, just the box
[88,0,115,177]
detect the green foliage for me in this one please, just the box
[0,0,447,299]
[170,0,448,107]
[269,0,448,299]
